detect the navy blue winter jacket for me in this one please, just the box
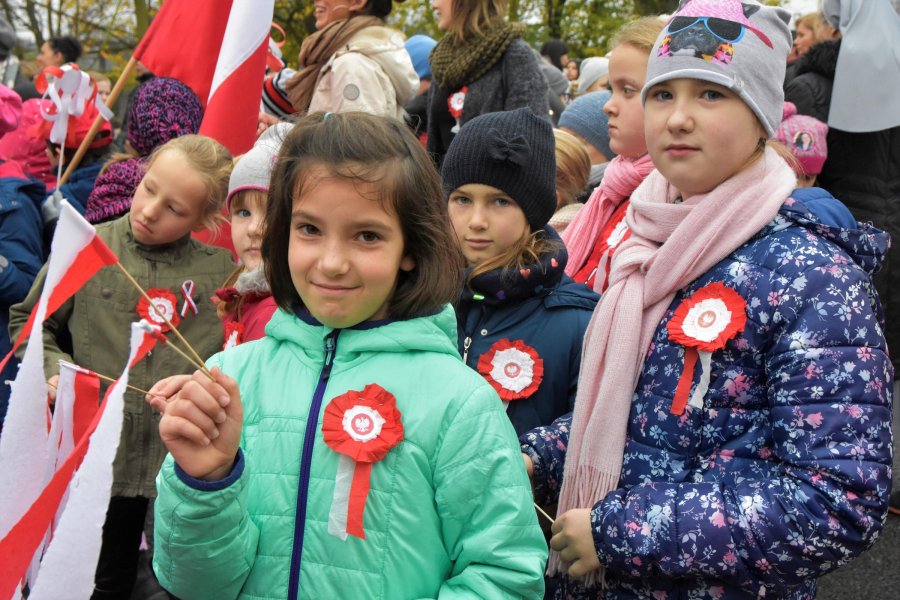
[455,227,598,435]
[0,163,46,422]
[522,199,892,599]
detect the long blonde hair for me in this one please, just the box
[554,129,591,208]
[146,134,233,234]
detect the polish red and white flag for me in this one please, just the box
[0,322,159,599]
[0,201,118,598]
[134,0,275,156]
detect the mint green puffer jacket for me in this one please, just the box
[153,306,547,599]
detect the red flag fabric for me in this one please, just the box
[0,202,119,583]
[134,0,274,156]
[0,205,117,375]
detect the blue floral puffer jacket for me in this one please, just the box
[522,198,893,600]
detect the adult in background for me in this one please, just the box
[0,17,29,91]
[540,38,569,71]
[813,0,900,381]
[427,0,549,165]
[576,56,610,96]
[784,12,840,87]
[261,0,417,120]
[558,91,616,192]
[14,35,83,101]
[403,33,437,142]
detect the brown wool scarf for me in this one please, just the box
[429,21,525,91]
[284,16,384,115]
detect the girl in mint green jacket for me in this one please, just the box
[151,112,547,599]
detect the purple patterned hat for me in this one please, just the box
[84,158,145,224]
[126,77,203,155]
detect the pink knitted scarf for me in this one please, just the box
[562,153,656,276]
[549,148,797,583]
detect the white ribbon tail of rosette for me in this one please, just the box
[328,454,357,541]
[224,329,240,350]
[39,66,114,184]
[688,350,712,410]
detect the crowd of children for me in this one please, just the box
[0,0,895,598]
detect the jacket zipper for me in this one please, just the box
[461,304,487,366]
[287,330,339,600]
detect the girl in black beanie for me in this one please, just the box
[443,108,598,439]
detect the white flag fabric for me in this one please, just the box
[27,322,148,599]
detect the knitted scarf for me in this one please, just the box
[430,22,525,91]
[284,16,384,114]
[562,153,655,278]
[549,148,797,584]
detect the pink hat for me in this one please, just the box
[0,98,54,186]
[0,83,22,135]
[775,102,828,177]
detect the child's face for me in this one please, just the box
[447,184,529,267]
[289,169,415,328]
[604,44,650,159]
[129,149,208,246]
[644,78,764,199]
[230,191,267,271]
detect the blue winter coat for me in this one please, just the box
[0,164,46,422]
[54,161,103,215]
[455,228,598,435]
[521,198,893,599]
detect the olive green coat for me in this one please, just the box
[9,215,234,497]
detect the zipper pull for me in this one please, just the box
[462,336,472,363]
[322,332,337,380]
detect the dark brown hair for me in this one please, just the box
[263,112,464,320]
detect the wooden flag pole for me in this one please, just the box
[534,503,555,524]
[48,375,150,397]
[58,55,139,187]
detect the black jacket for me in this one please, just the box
[803,38,900,366]
[784,40,839,123]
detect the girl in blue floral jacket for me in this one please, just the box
[442,108,598,437]
[522,2,893,598]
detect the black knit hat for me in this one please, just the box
[441,108,556,232]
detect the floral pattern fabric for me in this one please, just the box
[522,199,893,599]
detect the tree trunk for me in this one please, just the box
[24,0,44,47]
[133,0,150,38]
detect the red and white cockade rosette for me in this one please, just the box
[322,384,404,540]
[666,282,747,415]
[477,339,544,405]
[223,321,244,349]
[447,86,468,133]
[135,288,180,333]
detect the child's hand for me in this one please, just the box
[522,453,534,479]
[550,508,601,577]
[47,375,59,406]
[145,374,193,414]
[158,367,243,481]
[257,112,279,138]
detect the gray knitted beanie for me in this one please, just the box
[642,0,792,137]
[226,122,292,210]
